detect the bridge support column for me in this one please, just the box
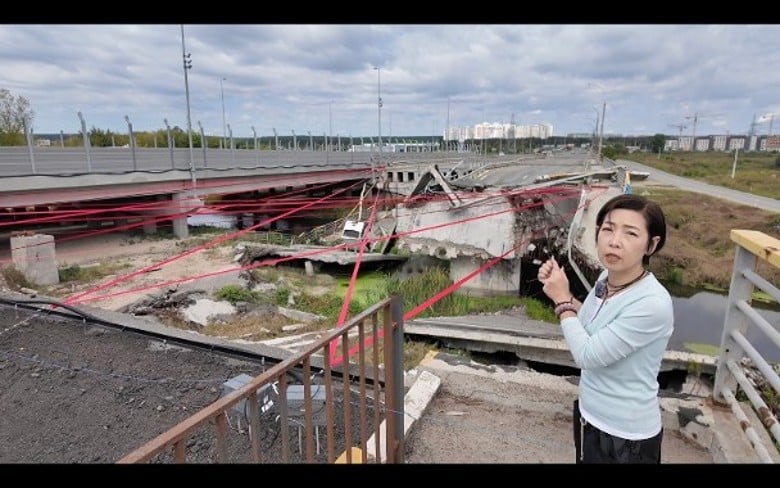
[171,192,190,240]
[142,219,157,234]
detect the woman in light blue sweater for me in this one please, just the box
[537,193,673,463]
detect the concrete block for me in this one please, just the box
[10,233,59,286]
[365,369,441,463]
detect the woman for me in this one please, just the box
[537,193,673,464]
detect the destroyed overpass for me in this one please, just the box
[383,153,629,296]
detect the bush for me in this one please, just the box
[1,265,32,291]
[214,284,258,304]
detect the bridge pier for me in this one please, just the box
[171,192,194,239]
[139,192,200,240]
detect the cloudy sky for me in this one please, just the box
[1,24,779,140]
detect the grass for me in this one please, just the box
[1,261,132,293]
[626,150,780,200]
[629,184,780,290]
[683,342,721,357]
[58,261,132,284]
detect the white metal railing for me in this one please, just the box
[713,229,780,463]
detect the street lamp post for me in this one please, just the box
[252,126,258,165]
[197,121,207,167]
[373,66,382,173]
[22,117,35,173]
[180,25,196,188]
[598,101,606,162]
[164,118,174,168]
[587,82,606,162]
[220,77,227,150]
[227,123,234,164]
[77,111,92,172]
[124,115,137,171]
[328,100,333,152]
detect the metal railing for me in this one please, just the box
[713,229,780,463]
[116,294,405,464]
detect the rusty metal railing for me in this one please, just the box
[713,229,780,463]
[116,294,405,464]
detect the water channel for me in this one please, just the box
[665,284,780,363]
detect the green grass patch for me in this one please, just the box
[333,270,389,310]
[683,342,720,356]
[520,297,558,323]
[58,262,132,284]
[214,284,260,304]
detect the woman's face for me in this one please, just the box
[597,208,658,274]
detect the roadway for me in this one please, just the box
[614,158,780,213]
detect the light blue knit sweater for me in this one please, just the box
[560,271,674,440]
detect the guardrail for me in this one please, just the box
[713,229,780,463]
[116,294,405,464]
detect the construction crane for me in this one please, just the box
[667,123,687,150]
[683,112,724,150]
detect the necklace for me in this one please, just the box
[606,269,649,297]
[591,269,648,321]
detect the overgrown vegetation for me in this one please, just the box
[627,150,780,200]
[0,265,32,291]
[361,267,525,319]
[58,262,131,284]
[634,186,780,290]
[213,284,260,304]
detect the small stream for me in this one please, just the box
[665,284,780,363]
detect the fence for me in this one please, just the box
[713,229,780,463]
[116,294,405,464]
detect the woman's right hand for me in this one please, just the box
[537,257,571,304]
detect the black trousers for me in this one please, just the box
[572,399,663,464]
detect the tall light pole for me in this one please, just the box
[124,115,136,171]
[77,111,92,172]
[588,82,606,162]
[220,77,227,150]
[598,102,606,161]
[197,121,207,167]
[163,118,174,168]
[446,97,451,152]
[373,66,382,167]
[181,25,195,188]
[591,106,600,152]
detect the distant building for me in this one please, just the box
[348,142,437,153]
[444,122,553,142]
[712,135,727,151]
[728,137,746,151]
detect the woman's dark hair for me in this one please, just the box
[595,193,667,266]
